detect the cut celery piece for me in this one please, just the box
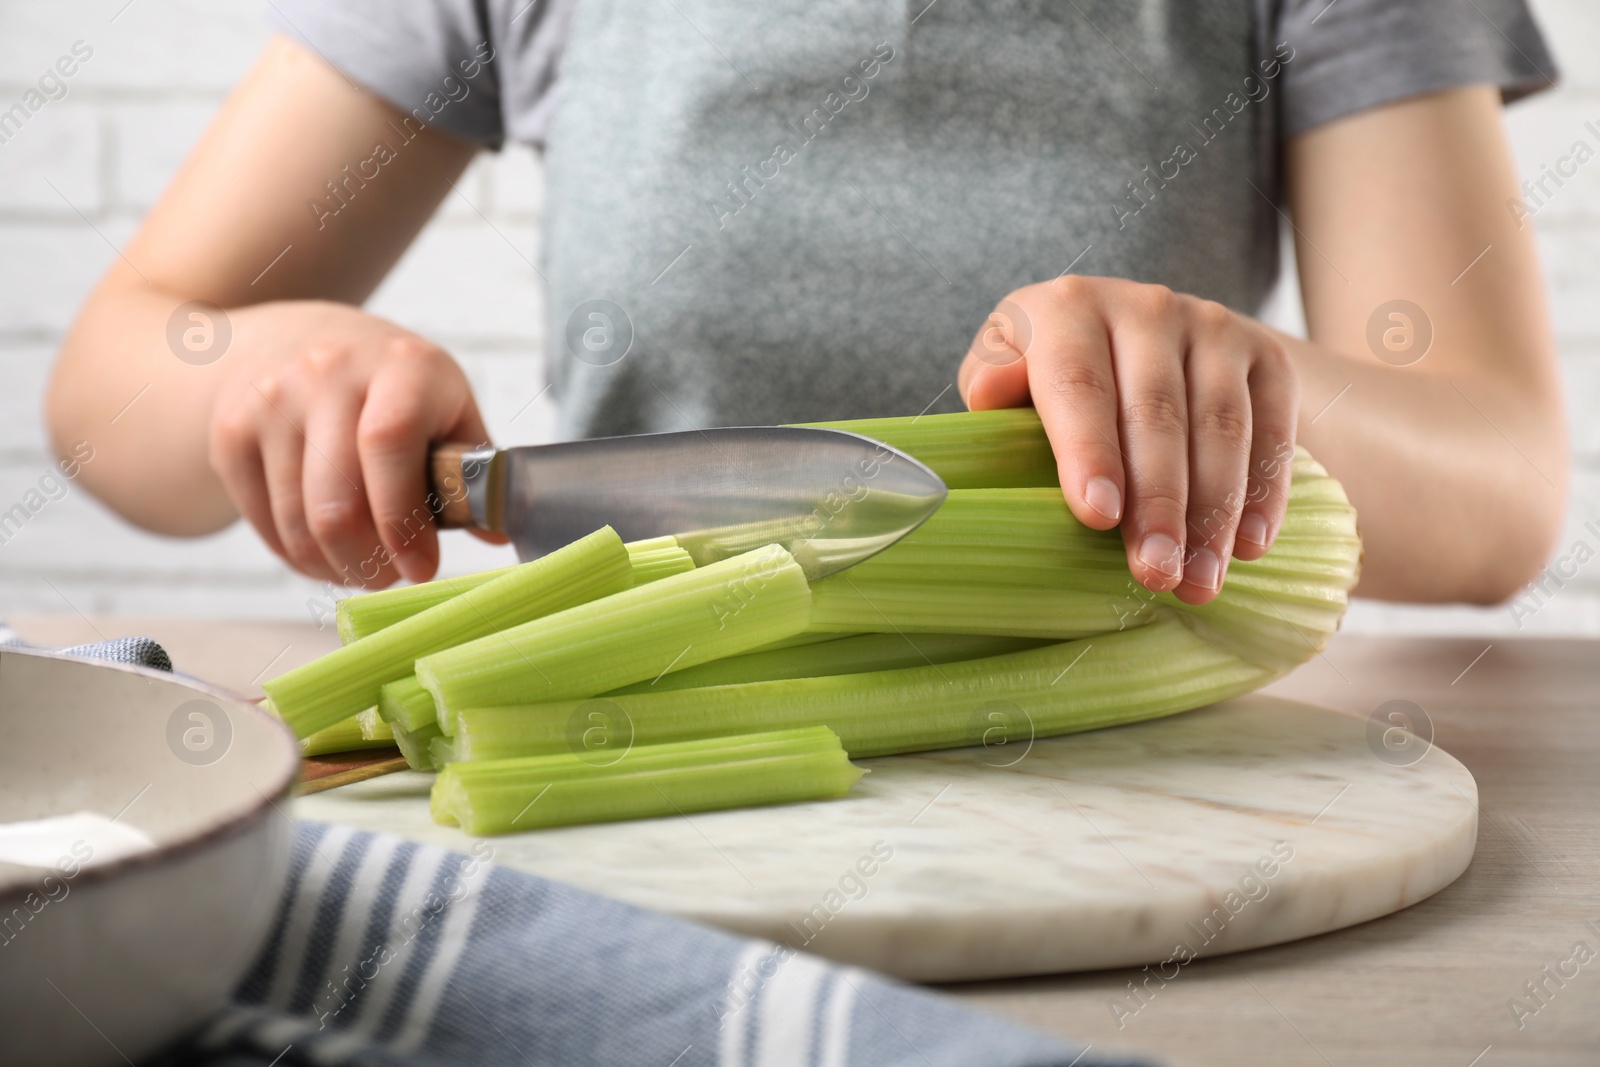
[607,632,1046,694]
[263,527,634,739]
[450,612,1274,762]
[392,720,443,771]
[336,566,515,643]
[431,726,861,834]
[333,537,690,643]
[300,713,399,757]
[626,536,696,585]
[798,408,1059,489]
[416,543,813,733]
[354,707,394,742]
[377,675,438,732]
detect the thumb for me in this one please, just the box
[441,394,510,548]
[961,356,1032,411]
[960,301,1035,411]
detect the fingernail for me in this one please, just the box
[1138,533,1184,581]
[1237,513,1269,548]
[1084,477,1123,522]
[1185,546,1224,591]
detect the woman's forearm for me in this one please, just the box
[48,279,252,535]
[1286,331,1567,604]
[1279,87,1568,605]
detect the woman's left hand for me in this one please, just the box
[958,275,1300,606]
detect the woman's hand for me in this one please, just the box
[209,301,494,588]
[959,275,1299,606]
[46,36,490,577]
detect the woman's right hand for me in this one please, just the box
[208,301,494,588]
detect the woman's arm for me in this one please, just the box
[1284,84,1565,604]
[961,84,1565,607]
[46,36,489,586]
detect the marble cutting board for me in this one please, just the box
[296,694,1479,981]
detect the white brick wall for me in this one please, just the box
[0,1,1596,635]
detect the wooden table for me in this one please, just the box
[13,617,1599,1066]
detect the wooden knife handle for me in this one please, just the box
[429,442,480,529]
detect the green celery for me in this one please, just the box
[450,612,1274,762]
[416,543,813,733]
[607,632,1046,694]
[264,526,634,738]
[334,537,692,643]
[336,567,515,643]
[626,536,697,585]
[805,487,1135,638]
[798,408,1058,489]
[444,450,1356,764]
[300,713,399,757]
[741,632,850,655]
[392,720,443,771]
[431,726,861,834]
[803,450,1360,664]
[354,707,394,741]
[377,675,438,732]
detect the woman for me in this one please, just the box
[46,0,1567,608]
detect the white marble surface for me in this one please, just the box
[296,694,1478,981]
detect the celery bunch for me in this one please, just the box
[266,408,1360,837]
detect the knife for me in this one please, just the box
[427,427,948,579]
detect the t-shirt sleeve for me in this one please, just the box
[1270,0,1559,136]
[266,0,511,148]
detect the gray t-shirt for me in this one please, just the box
[272,0,1555,438]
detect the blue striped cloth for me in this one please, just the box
[0,623,173,672]
[159,822,1154,1067]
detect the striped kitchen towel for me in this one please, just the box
[164,821,1155,1067]
[0,622,173,671]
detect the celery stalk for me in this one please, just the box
[431,726,861,834]
[392,720,443,771]
[801,413,1357,667]
[300,713,399,757]
[264,526,634,738]
[354,707,394,742]
[377,675,439,732]
[799,408,1059,489]
[804,450,1360,659]
[805,487,1135,638]
[416,543,813,733]
[450,612,1273,762]
[334,537,692,642]
[740,632,850,655]
[336,567,516,643]
[607,632,1046,694]
[626,536,697,585]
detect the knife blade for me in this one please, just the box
[428,427,948,580]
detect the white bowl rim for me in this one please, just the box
[0,647,301,901]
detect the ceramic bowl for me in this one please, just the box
[0,647,299,1066]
